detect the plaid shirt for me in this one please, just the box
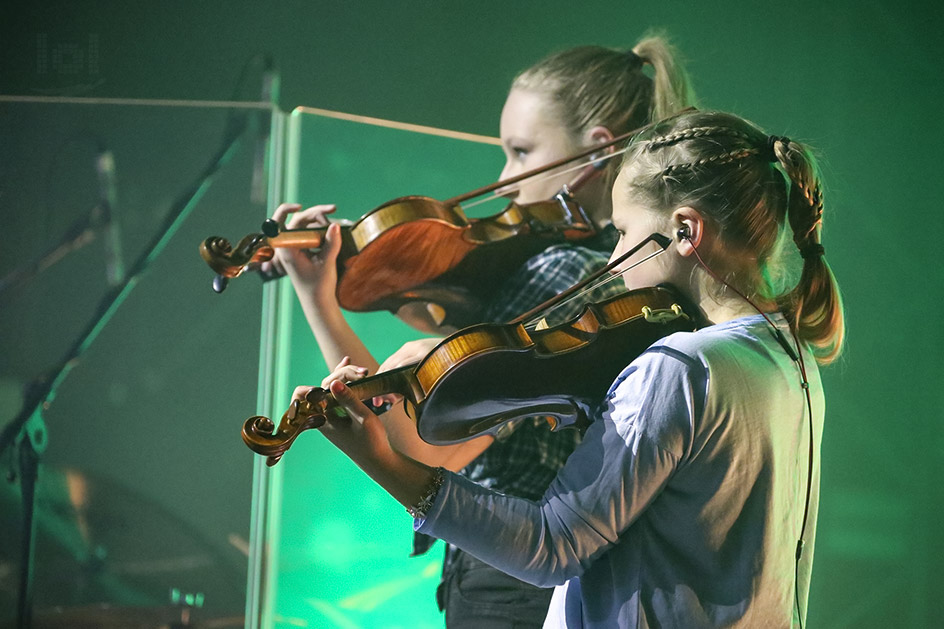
[414,225,621,556]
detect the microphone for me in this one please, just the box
[95,146,125,287]
[251,56,280,205]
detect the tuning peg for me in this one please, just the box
[261,218,280,238]
[212,274,228,293]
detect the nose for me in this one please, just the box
[607,242,625,274]
[496,161,519,200]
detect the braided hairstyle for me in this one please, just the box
[512,36,695,143]
[621,110,844,364]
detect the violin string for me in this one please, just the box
[522,246,668,330]
[463,145,631,211]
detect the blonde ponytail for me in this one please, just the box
[513,35,696,139]
[632,36,695,122]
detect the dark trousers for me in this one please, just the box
[437,550,554,628]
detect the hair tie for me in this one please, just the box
[625,49,645,69]
[798,242,825,260]
[766,135,789,162]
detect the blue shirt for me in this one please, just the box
[418,313,823,628]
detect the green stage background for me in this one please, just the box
[1,1,941,627]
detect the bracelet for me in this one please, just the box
[407,467,446,519]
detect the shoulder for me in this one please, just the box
[604,315,779,435]
[601,322,754,454]
[639,314,772,367]
[606,332,708,405]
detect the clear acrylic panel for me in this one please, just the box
[249,107,502,628]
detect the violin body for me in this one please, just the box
[242,285,698,464]
[201,192,595,328]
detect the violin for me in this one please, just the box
[201,185,596,329]
[241,234,699,465]
[243,284,696,465]
[200,128,638,329]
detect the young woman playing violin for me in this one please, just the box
[301,109,844,628]
[268,39,694,626]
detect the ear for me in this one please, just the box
[585,125,615,146]
[584,126,616,162]
[670,206,706,256]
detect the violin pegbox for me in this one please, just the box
[200,233,273,279]
[241,387,332,466]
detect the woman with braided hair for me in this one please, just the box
[301,108,844,627]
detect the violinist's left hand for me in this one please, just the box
[305,379,437,509]
[315,358,493,478]
[320,356,369,389]
[294,379,392,465]
[265,203,343,304]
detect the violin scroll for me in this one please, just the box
[200,233,273,279]
[200,220,326,293]
[241,387,345,466]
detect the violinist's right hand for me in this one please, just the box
[261,203,342,302]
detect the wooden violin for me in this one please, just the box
[201,186,596,329]
[200,128,638,329]
[243,284,696,465]
[241,233,700,465]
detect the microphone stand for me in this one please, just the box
[0,203,106,300]
[0,113,251,629]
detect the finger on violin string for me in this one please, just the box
[324,222,343,247]
[325,381,396,459]
[298,222,342,267]
[291,385,315,403]
[285,204,337,229]
[320,363,369,389]
[271,202,303,225]
[372,392,403,408]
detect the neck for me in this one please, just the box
[698,298,763,325]
[684,266,777,326]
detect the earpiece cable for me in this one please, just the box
[683,232,814,629]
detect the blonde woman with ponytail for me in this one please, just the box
[269,37,695,627]
[307,109,842,627]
